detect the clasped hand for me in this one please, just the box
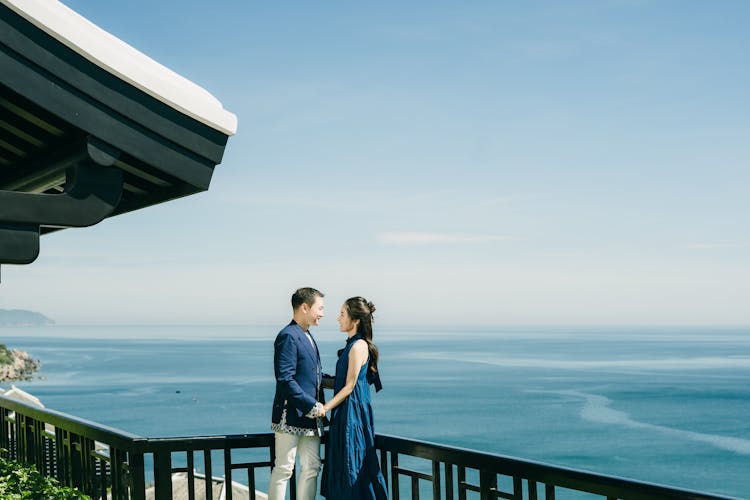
[307,402,327,418]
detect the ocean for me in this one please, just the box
[2,325,749,499]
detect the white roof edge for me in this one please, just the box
[2,0,237,136]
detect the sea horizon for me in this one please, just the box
[4,322,750,339]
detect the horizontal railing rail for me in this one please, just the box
[0,394,142,447]
[374,434,742,500]
[1,395,743,500]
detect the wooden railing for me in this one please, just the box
[1,395,743,500]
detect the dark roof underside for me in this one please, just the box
[0,2,233,265]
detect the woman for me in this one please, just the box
[320,296,388,499]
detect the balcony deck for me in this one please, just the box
[0,394,741,500]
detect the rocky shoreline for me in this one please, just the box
[0,350,41,382]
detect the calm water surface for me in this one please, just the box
[3,325,749,499]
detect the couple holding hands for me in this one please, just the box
[269,287,388,500]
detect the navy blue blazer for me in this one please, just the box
[271,320,327,430]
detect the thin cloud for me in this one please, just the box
[377,232,518,245]
[39,250,171,266]
[42,250,141,260]
[683,243,735,250]
[224,194,344,209]
[535,252,590,258]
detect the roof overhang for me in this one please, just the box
[0,0,237,267]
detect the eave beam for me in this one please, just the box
[0,138,123,265]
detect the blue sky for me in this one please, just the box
[2,0,749,326]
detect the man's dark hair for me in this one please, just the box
[291,287,324,310]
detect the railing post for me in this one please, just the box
[444,463,454,500]
[457,466,467,500]
[545,484,555,500]
[187,450,196,500]
[97,455,108,500]
[34,419,45,473]
[479,469,496,500]
[512,476,522,500]
[129,451,146,500]
[26,416,40,468]
[224,447,233,500]
[55,428,69,485]
[80,437,96,495]
[528,479,538,500]
[204,449,214,500]
[69,433,85,491]
[154,450,173,500]
[249,464,257,500]
[19,414,34,466]
[432,460,441,499]
[0,407,8,454]
[392,452,400,500]
[109,447,128,500]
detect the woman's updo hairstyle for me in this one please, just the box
[344,296,379,372]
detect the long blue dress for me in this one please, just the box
[322,334,388,499]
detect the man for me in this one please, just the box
[269,287,327,500]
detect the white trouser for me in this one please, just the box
[268,431,321,500]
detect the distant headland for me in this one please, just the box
[0,309,55,327]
